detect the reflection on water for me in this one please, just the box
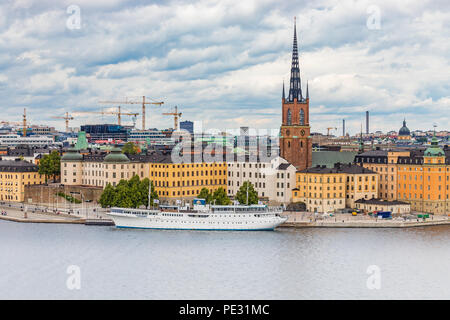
[0,220,449,299]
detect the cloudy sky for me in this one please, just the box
[0,0,449,135]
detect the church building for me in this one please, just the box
[279,18,312,171]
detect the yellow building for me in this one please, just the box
[60,147,227,205]
[397,136,449,214]
[356,150,409,201]
[356,135,449,215]
[149,160,227,203]
[0,159,45,202]
[293,163,378,213]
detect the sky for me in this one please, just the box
[0,0,449,135]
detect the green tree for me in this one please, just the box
[140,177,158,208]
[122,142,139,155]
[38,150,61,183]
[235,181,258,205]
[38,155,50,183]
[198,187,213,204]
[98,176,159,208]
[99,183,116,208]
[212,187,231,205]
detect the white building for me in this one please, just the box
[0,135,57,147]
[227,156,296,205]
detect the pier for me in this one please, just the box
[281,212,450,228]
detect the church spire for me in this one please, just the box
[306,80,309,99]
[288,17,302,102]
[282,81,285,100]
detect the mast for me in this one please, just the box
[246,182,249,205]
[148,179,152,209]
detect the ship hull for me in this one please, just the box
[107,211,287,231]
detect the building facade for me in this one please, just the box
[60,147,227,205]
[279,19,312,171]
[0,159,45,202]
[293,163,378,213]
[355,198,410,215]
[355,137,449,214]
[227,156,296,204]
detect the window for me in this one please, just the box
[287,109,292,125]
[299,109,305,125]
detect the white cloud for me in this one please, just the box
[0,0,448,134]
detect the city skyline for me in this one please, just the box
[0,0,449,134]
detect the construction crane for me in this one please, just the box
[77,106,138,126]
[326,127,337,136]
[99,96,164,130]
[51,112,74,132]
[1,108,29,136]
[162,106,182,131]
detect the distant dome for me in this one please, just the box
[61,148,83,161]
[398,119,410,136]
[103,146,129,163]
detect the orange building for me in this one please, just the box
[397,136,449,214]
[356,135,449,215]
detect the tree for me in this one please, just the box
[38,150,61,183]
[235,181,258,205]
[198,187,213,204]
[139,177,158,208]
[212,187,231,205]
[99,183,116,208]
[121,142,139,155]
[98,175,158,208]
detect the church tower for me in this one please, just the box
[280,18,312,170]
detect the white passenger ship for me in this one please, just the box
[107,200,287,231]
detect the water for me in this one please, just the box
[0,220,449,299]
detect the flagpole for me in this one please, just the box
[246,182,249,205]
[148,179,151,210]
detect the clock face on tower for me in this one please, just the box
[301,129,305,136]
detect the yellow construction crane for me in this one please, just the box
[1,108,29,136]
[99,96,164,130]
[77,106,138,126]
[327,127,337,136]
[162,106,182,131]
[51,112,74,132]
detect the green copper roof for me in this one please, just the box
[312,151,358,168]
[61,148,83,161]
[424,135,444,157]
[75,131,89,150]
[103,147,130,163]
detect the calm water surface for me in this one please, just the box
[0,220,449,299]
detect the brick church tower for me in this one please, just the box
[280,18,312,171]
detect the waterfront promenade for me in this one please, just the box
[282,211,450,228]
[0,202,109,225]
[1,202,449,228]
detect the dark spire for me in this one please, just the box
[282,81,285,100]
[288,17,302,102]
[306,80,309,99]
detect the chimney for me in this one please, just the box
[366,111,369,134]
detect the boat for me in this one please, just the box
[106,199,287,231]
